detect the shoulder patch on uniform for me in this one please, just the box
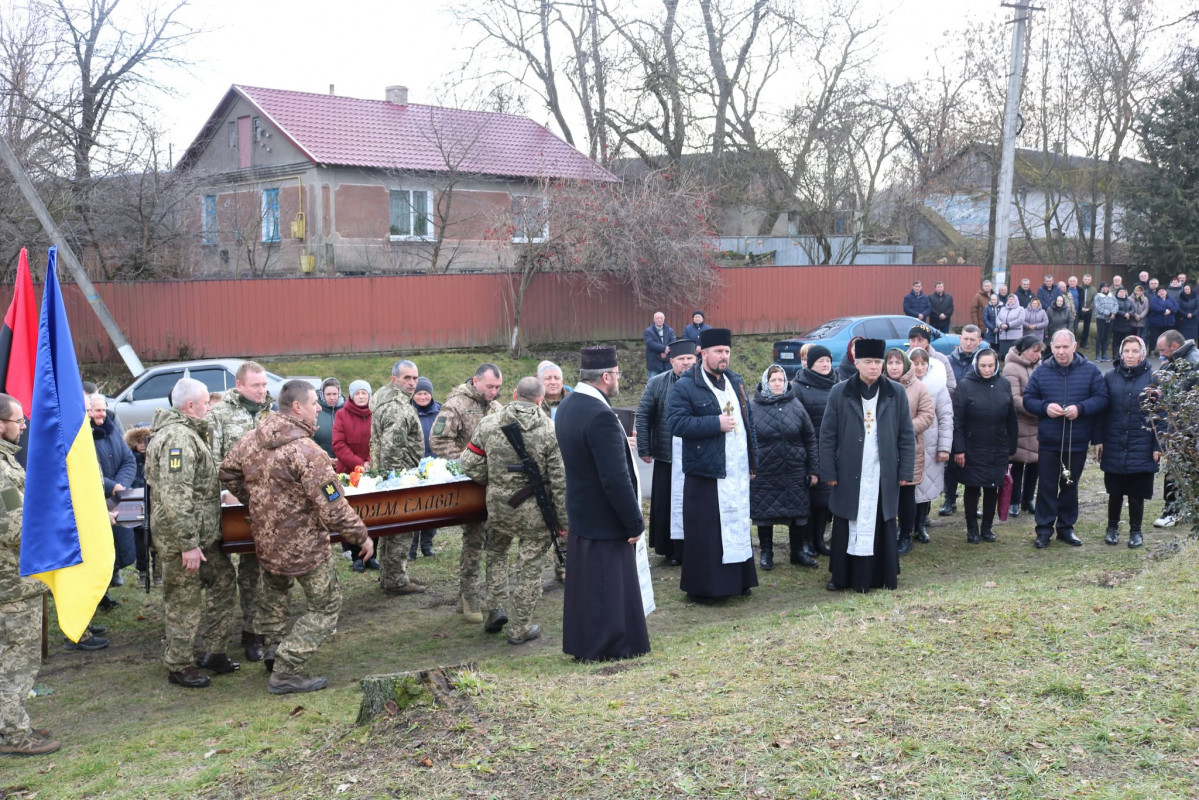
[1,485,22,512]
[168,448,183,473]
[432,417,446,436]
[321,480,341,502]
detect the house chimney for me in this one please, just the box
[386,85,409,106]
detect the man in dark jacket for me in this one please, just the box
[642,312,677,377]
[819,338,916,593]
[88,393,136,594]
[1151,330,1199,527]
[1023,330,1109,548]
[635,339,697,565]
[903,281,931,322]
[667,328,758,602]
[1036,274,1059,310]
[314,378,344,458]
[928,281,954,333]
[556,346,650,662]
[1015,278,1035,308]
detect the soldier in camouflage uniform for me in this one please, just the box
[145,378,239,689]
[369,359,426,594]
[206,361,273,661]
[221,381,372,695]
[430,363,504,622]
[0,394,58,756]
[460,377,565,644]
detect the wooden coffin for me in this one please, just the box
[221,479,487,554]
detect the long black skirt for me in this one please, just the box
[679,474,758,599]
[649,459,684,561]
[1104,471,1155,500]
[562,534,650,662]
[828,505,899,593]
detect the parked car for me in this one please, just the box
[106,359,321,429]
[773,316,962,379]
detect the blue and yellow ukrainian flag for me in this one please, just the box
[19,247,114,643]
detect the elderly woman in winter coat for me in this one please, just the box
[983,294,1002,344]
[995,294,1025,358]
[1046,294,1075,342]
[1148,287,1180,351]
[333,380,378,572]
[1002,335,1045,519]
[952,348,1018,543]
[885,348,935,555]
[750,365,819,570]
[1024,298,1049,342]
[1131,285,1150,341]
[790,345,838,560]
[910,349,952,545]
[1096,336,1160,549]
[1177,284,1199,342]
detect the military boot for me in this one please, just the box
[0,732,62,756]
[196,652,241,674]
[507,624,541,645]
[243,632,264,662]
[268,673,328,695]
[484,608,509,633]
[460,595,484,624]
[168,666,211,688]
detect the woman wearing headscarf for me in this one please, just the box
[1024,297,1049,342]
[884,348,935,555]
[1111,287,1135,344]
[1131,285,1150,342]
[1003,335,1044,518]
[1096,336,1160,548]
[1047,294,1075,341]
[1177,283,1199,342]
[951,348,1018,543]
[750,365,819,569]
[910,348,952,545]
[995,293,1025,358]
[790,345,837,560]
[1148,286,1180,351]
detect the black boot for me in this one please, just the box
[915,513,930,543]
[408,533,419,560]
[1128,529,1143,548]
[420,529,436,557]
[965,517,980,544]
[1104,525,1119,545]
[242,631,264,663]
[938,500,957,517]
[897,530,913,556]
[758,529,774,571]
[811,521,832,556]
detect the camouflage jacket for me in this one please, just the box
[144,408,221,555]
[0,438,44,604]
[369,382,424,472]
[206,389,273,463]
[430,380,502,459]
[220,412,367,577]
[459,402,567,536]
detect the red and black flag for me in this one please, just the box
[0,246,38,410]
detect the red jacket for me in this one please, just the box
[333,401,372,473]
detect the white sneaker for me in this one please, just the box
[1154,514,1178,528]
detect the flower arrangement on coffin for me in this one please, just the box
[338,457,466,495]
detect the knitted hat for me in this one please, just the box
[414,377,434,396]
[806,345,832,369]
[347,380,372,398]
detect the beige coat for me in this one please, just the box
[899,370,936,484]
[1003,347,1039,463]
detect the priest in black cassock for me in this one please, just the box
[819,337,916,593]
[556,345,651,662]
[667,328,758,603]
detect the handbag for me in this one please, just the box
[997,465,1014,521]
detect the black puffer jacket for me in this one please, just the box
[749,383,818,524]
[951,366,1018,488]
[791,367,836,506]
[1099,359,1159,475]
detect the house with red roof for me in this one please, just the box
[176,84,617,277]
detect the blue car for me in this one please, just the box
[772,315,962,379]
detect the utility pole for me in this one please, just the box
[0,134,144,377]
[991,2,1042,288]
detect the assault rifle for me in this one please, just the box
[500,422,566,567]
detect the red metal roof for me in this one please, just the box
[203,85,617,182]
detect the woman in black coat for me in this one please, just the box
[1177,284,1199,341]
[1046,294,1074,341]
[1111,287,1135,342]
[951,348,1018,543]
[750,365,819,570]
[791,345,837,559]
[1096,335,1160,548]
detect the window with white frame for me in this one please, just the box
[390,189,432,239]
[202,195,217,244]
[510,195,547,242]
[1078,202,1096,235]
[261,188,280,243]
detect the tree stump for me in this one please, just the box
[356,662,479,725]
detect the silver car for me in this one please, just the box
[106,359,321,429]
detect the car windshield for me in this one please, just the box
[800,319,851,339]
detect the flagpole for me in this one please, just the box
[0,134,144,377]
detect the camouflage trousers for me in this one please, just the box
[0,596,41,743]
[458,521,487,608]
[484,531,551,639]
[236,552,262,634]
[257,554,341,675]
[158,540,238,672]
[377,536,412,591]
